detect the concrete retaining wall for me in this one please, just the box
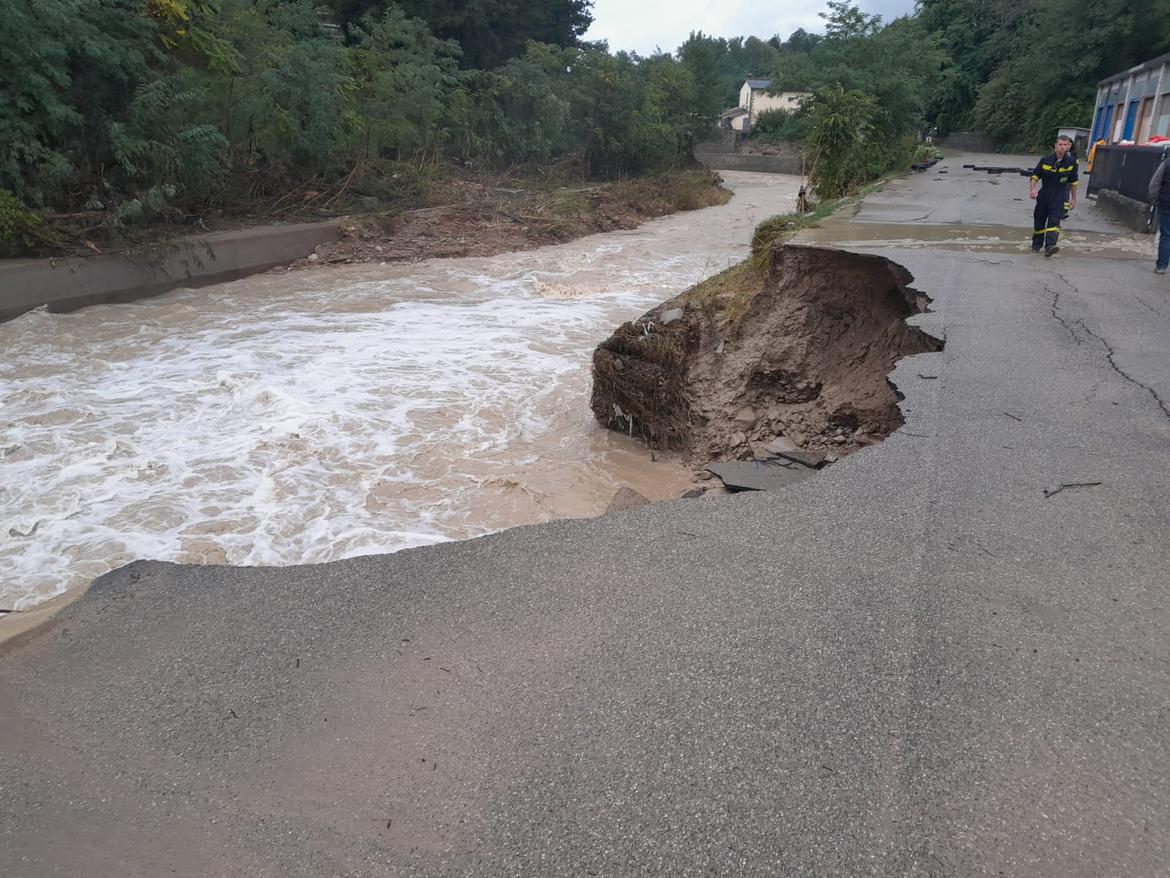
[694,151,803,175]
[938,132,996,153]
[0,220,340,323]
[1091,190,1155,233]
[695,130,739,155]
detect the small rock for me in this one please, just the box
[613,358,624,372]
[659,308,685,325]
[731,431,747,447]
[678,487,707,499]
[831,434,847,444]
[750,441,777,460]
[605,487,651,513]
[733,406,757,428]
[307,253,319,262]
[788,430,807,447]
[764,436,799,455]
[695,470,714,481]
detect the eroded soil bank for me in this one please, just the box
[591,244,943,463]
[235,170,732,271]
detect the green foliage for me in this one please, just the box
[0,190,58,256]
[807,86,883,199]
[457,43,707,178]
[677,33,730,122]
[448,44,573,164]
[922,0,1170,145]
[3,0,1163,252]
[753,108,811,142]
[328,0,593,69]
[346,6,462,161]
[0,0,706,244]
[912,143,942,164]
[750,214,798,262]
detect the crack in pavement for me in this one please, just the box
[1105,274,1170,321]
[1134,295,1170,321]
[1052,273,1170,421]
[1046,284,1084,345]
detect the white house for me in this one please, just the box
[729,79,811,131]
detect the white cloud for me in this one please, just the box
[583,0,916,56]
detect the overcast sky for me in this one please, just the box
[583,0,919,56]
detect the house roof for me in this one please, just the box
[745,78,772,90]
[720,107,749,118]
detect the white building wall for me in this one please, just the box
[749,91,811,122]
[739,82,753,109]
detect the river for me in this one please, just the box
[0,171,802,611]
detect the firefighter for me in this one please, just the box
[1030,134,1079,256]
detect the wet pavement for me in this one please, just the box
[801,153,1154,260]
[2,153,1168,877]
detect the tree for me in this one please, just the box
[677,32,729,118]
[347,6,461,161]
[807,85,880,198]
[819,0,881,40]
[329,0,594,69]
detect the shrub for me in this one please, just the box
[0,190,57,257]
[753,108,811,143]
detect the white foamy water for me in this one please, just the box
[0,172,801,610]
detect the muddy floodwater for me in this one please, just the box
[0,172,803,610]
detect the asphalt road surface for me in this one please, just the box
[2,154,1168,877]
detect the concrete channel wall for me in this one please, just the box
[694,151,803,175]
[693,131,803,175]
[0,220,340,323]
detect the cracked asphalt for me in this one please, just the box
[2,154,1168,877]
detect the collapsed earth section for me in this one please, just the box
[591,244,942,463]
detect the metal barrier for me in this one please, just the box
[1086,144,1169,202]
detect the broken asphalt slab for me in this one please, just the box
[1,153,1168,877]
[704,458,819,492]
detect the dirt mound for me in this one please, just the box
[590,244,942,462]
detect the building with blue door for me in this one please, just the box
[1091,54,1170,144]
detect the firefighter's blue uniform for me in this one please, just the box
[1031,151,1079,253]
